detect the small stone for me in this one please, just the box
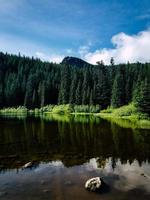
[22,162,33,169]
[85,177,102,192]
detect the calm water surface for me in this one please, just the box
[0,114,150,200]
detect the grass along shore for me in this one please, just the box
[97,103,150,129]
[0,104,150,129]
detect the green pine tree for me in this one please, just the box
[111,74,125,108]
[136,78,150,115]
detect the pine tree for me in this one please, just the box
[69,69,77,104]
[82,68,89,104]
[132,76,141,103]
[75,81,82,105]
[136,78,150,115]
[89,89,93,105]
[41,82,45,107]
[58,66,70,104]
[94,68,110,108]
[110,57,114,66]
[0,83,3,107]
[111,73,125,108]
[24,75,34,108]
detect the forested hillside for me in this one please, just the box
[0,52,149,115]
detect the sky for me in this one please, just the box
[0,0,150,64]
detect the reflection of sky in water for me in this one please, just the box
[1,158,150,194]
[85,158,150,192]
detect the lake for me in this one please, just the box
[0,114,150,200]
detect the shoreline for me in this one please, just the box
[0,107,150,129]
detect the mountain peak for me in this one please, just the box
[61,56,92,67]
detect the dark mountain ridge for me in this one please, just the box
[61,56,93,67]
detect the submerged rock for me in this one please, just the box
[85,177,102,192]
[22,162,33,169]
[22,161,39,169]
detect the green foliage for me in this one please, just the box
[101,115,150,129]
[39,105,54,112]
[100,103,150,129]
[111,67,126,108]
[0,51,149,116]
[101,107,113,113]
[58,65,71,104]
[75,80,82,105]
[135,78,150,115]
[73,105,101,113]
[0,106,28,114]
[101,103,150,120]
[52,104,73,114]
[112,103,137,117]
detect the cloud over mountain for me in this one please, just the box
[83,29,150,65]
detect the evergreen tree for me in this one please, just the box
[136,78,150,115]
[111,73,125,108]
[58,66,70,104]
[94,68,110,108]
[89,89,93,105]
[82,68,89,104]
[110,57,114,66]
[69,69,78,104]
[0,83,3,107]
[24,75,34,108]
[75,80,82,105]
[132,75,141,103]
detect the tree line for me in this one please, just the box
[0,52,149,115]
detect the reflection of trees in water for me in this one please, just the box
[0,116,150,170]
[111,122,150,165]
[96,157,107,169]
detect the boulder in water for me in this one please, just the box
[22,162,33,169]
[85,177,102,192]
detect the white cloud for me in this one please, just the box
[0,33,64,63]
[82,29,150,65]
[1,28,150,65]
[78,41,93,57]
[85,158,150,192]
[35,52,64,63]
[78,45,90,57]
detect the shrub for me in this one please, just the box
[73,105,101,113]
[113,103,137,117]
[101,107,113,113]
[52,104,73,114]
[40,105,54,112]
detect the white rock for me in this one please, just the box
[23,162,33,169]
[85,177,101,192]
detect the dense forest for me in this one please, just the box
[0,52,149,115]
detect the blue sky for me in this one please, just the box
[0,0,150,64]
